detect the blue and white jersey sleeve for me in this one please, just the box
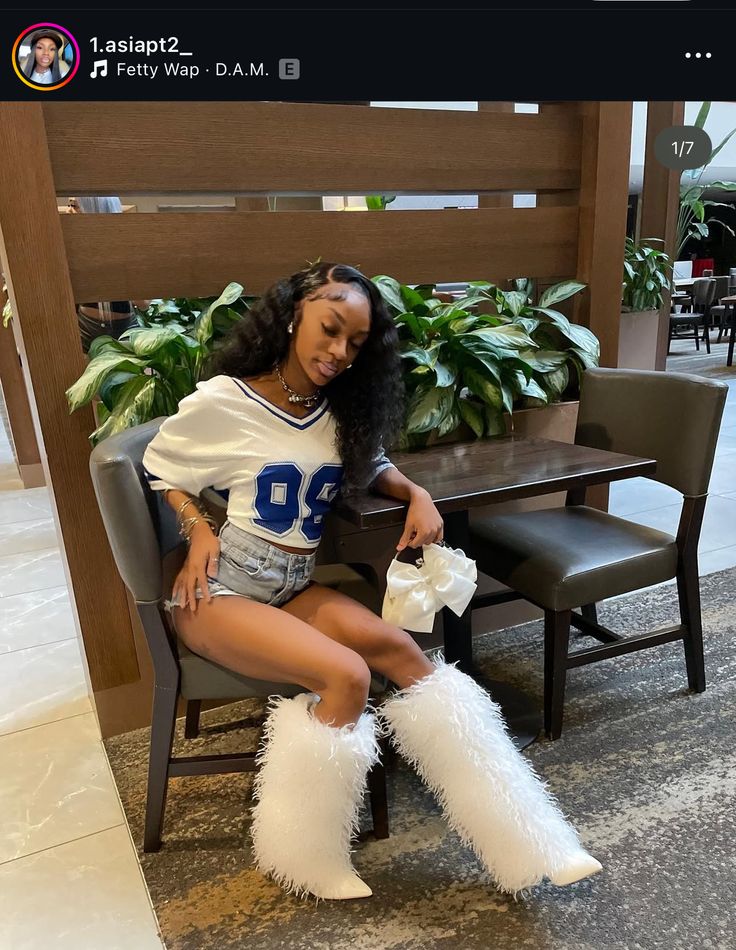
[142,381,239,496]
[343,445,395,493]
[366,447,395,487]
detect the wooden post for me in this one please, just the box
[0,282,45,487]
[541,103,633,368]
[640,102,685,370]
[0,104,140,696]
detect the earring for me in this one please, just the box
[287,320,294,335]
[346,363,353,369]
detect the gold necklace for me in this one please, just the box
[274,365,321,409]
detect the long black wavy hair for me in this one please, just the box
[21,32,65,83]
[207,263,404,491]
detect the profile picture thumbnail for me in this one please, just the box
[13,23,79,91]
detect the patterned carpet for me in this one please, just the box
[105,568,736,950]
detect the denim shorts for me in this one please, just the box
[165,520,317,612]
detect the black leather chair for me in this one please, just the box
[469,368,727,739]
[89,418,389,852]
[706,275,733,343]
[669,277,716,353]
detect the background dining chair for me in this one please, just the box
[669,277,716,353]
[469,368,727,740]
[702,275,731,343]
[705,275,732,344]
[89,418,390,852]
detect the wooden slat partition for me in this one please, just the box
[63,207,579,301]
[43,102,582,195]
[0,104,141,691]
[0,100,634,736]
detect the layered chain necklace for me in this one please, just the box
[274,364,321,409]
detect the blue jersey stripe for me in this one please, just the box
[230,378,328,430]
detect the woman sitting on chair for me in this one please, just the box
[142,262,602,900]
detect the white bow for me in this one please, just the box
[382,543,478,633]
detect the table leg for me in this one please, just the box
[442,510,541,750]
[728,313,736,367]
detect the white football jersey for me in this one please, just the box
[142,374,393,549]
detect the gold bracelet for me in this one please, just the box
[176,497,200,520]
[178,513,218,544]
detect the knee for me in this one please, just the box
[327,657,372,707]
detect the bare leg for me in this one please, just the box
[172,597,371,728]
[171,594,380,900]
[282,583,436,687]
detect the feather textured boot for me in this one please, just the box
[250,692,379,900]
[379,657,601,895]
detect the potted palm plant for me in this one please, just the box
[619,237,673,371]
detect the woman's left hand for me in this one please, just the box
[396,487,444,551]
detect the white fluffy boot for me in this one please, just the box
[250,692,379,900]
[379,657,602,895]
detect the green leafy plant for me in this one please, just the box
[622,237,673,312]
[365,195,396,210]
[677,102,736,257]
[67,273,598,450]
[371,276,597,447]
[65,282,249,444]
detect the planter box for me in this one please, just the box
[618,309,660,371]
[468,400,579,524]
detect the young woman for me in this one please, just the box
[19,30,69,85]
[142,262,601,900]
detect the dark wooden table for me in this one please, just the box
[328,434,657,747]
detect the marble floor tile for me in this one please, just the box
[0,586,76,655]
[0,826,163,950]
[716,429,736,452]
[626,494,736,555]
[0,487,52,525]
[0,713,124,864]
[698,544,736,576]
[608,477,680,517]
[0,548,66,598]
[0,639,90,736]
[706,454,736,496]
[0,462,23,491]
[0,518,58,557]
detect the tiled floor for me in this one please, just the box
[0,346,733,948]
[0,424,164,947]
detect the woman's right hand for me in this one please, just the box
[171,523,220,613]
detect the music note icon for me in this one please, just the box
[90,59,108,79]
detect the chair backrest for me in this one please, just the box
[575,368,727,496]
[713,275,730,302]
[89,417,180,604]
[691,277,716,309]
